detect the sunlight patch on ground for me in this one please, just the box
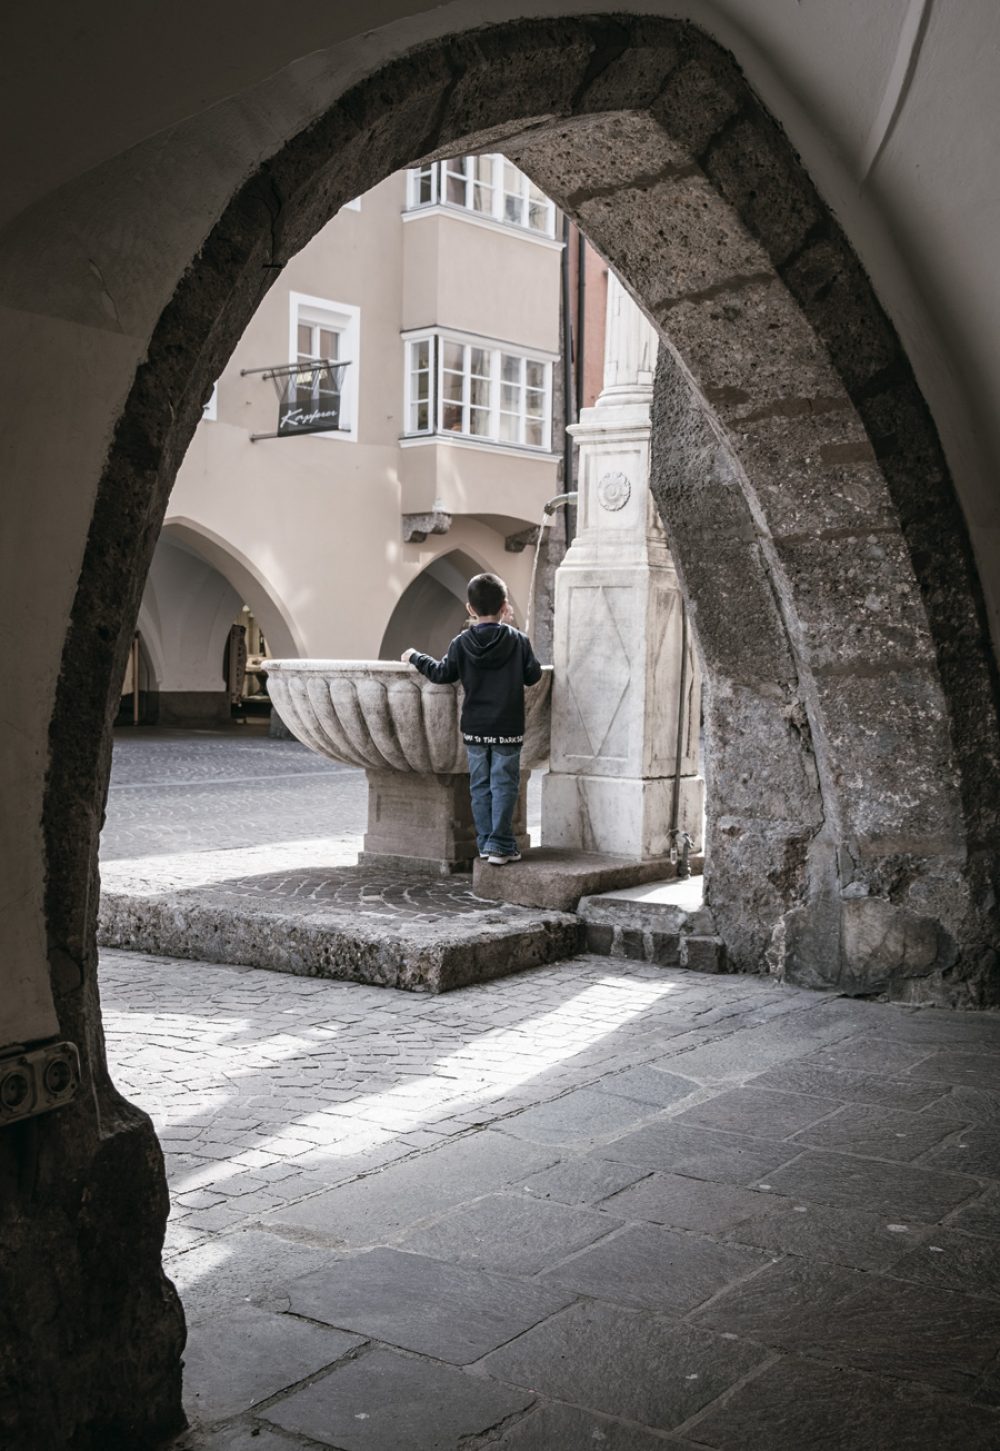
[170,975,675,1193]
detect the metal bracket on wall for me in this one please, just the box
[0,1041,81,1127]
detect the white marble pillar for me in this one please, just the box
[541,275,704,860]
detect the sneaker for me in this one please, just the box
[487,852,522,865]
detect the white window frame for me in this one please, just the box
[288,292,361,442]
[405,154,557,239]
[202,383,218,421]
[402,329,554,452]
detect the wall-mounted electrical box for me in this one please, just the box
[0,1041,81,1126]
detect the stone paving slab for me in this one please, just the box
[481,1300,769,1430]
[100,864,581,992]
[687,1358,1000,1451]
[693,1255,1000,1395]
[97,948,1000,1451]
[284,1246,574,1363]
[262,1347,534,1451]
[181,1303,364,1422]
[540,1220,772,1315]
[397,1189,615,1274]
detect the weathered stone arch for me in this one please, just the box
[18,14,1000,1447]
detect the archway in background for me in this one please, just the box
[161,519,302,660]
[22,15,1000,1446]
[379,548,492,661]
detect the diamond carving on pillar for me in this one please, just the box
[566,585,632,758]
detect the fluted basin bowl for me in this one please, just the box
[264,659,553,774]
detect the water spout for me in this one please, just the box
[524,492,577,638]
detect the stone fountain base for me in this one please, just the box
[98,860,580,993]
[359,772,529,874]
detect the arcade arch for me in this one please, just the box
[10,14,1000,1447]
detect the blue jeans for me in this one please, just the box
[466,742,522,857]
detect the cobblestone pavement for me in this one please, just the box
[101,948,1000,1451]
[103,727,367,863]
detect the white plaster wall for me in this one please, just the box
[1,0,998,1042]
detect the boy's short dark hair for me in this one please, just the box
[467,573,507,616]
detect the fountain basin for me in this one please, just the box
[264,660,552,870]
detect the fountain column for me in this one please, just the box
[541,275,704,860]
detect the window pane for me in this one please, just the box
[527,199,549,232]
[498,412,519,442]
[525,418,544,446]
[500,383,521,410]
[470,375,490,408]
[469,407,491,436]
[445,158,467,206]
[471,155,493,213]
[297,323,313,354]
[442,341,464,372]
[469,348,490,377]
[525,387,545,415]
[319,328,338,358]
[501,354,520,383]
[412,339,430,371]
[442,369,464,403]
[525,360,545,390]
[415,401,429,430]
[441,402,463,431]
[417,166,435,204]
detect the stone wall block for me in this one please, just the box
[650,47,746,158]
[701,111,825,266]
[811,668,965,848]
[658,282,847,422]
[572,19,685,114]
[680,936,727,973]
[705,682,823,826]
[434,24,595,149]
[838,897,958,1001]
[731,410,895,539]
[577,176,771,317]
[782,238,902,396]
[510,111,690,205]
[706,821,817,971]
[677,543,798,685]
[767,531,937,673]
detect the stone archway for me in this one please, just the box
[14,13,1000,1448]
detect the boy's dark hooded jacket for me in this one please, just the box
[409,624,542,743]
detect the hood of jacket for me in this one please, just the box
[459,623,521,669]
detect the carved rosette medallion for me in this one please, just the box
[597,471,631,512]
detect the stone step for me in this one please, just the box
[577,877,729,974]
[98,864,582,993]
[472,848,703,913]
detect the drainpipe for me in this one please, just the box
[561,215,576,543]
[575,229,586,416]
[670,599,692,876]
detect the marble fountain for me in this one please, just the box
[264,659,553,872]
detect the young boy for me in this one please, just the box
[402,572,542,865]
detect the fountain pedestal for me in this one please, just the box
[360,771,528,872]
[264,660,551,872]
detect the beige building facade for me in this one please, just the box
[140,158,574,724]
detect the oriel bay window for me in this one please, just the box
[404,333,552,450]
[406,155,556,238]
